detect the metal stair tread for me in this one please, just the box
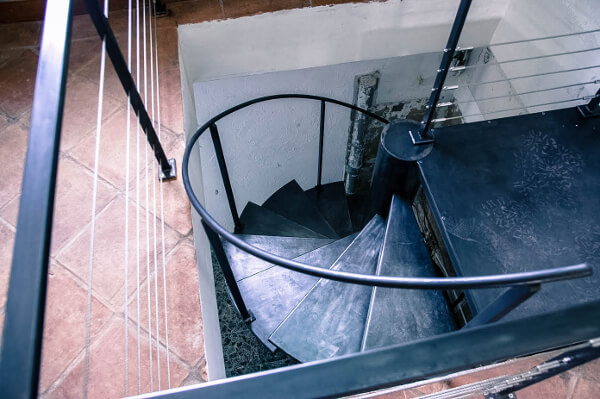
[240,201,327,238]
[262,180,339,239]
[268,216,385,362]
[222,235,334,281]
[361,195,456,351]
[238,234,358,351]
[305,182,354,237]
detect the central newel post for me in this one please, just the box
[368,120,434,219]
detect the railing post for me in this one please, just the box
[210,124,244,233]
[410,0,473,145]
[202,221,255,323]
[82,0,176,181]
[317,100,326,192]
[0,1,73,397]
[464,284,540,329]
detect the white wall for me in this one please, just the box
[471,0,600,116]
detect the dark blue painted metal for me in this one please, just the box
[82,0,175,178]
[465,284,540,329]
[183,97,592,289]
[210,124,243,233]
[145,301,600,399]
[317,100,325,191]
[202,221,255,323]
[416,0,473,143]
[0,2,73,398]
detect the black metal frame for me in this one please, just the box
[0,2,73,397]
[135,301,600,399]
[0,0,176,396]
[182,95,590,291]
[82,0,176,179]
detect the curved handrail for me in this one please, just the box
[182,94,592,289]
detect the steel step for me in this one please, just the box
[222,235,334,281]
[305,182,354,238]
[361,195,456,351]
[237,234,358,350]
[240,201,327,238]
[269,216,385,362]
[262,180,339,239]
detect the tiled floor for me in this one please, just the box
[0,3,208,397]
[1,1,599,398]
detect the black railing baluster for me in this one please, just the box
[202,221,254,323]
[411,0,473,145]
[0,1,73,397]
[317,100,326,191]
[82,0,176,180]
[210,124,244,233]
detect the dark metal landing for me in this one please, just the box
[418,107,600,320]
[305,182,354,237]
[262,180,339,239]
[269,216,385,362]
[237,234,357,351]
[222,235,334,281]
[361,195,456,351]
[240,202,327,238]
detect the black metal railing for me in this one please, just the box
[0,1,175,397]
[412,0,600,144]
[181,94,591,326]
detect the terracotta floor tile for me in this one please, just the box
[39,263,113,393]
[573,357,600,384]
[166,0,223,25]
[157,68,183,134]
[68,107,177,192]
[0,21,41,50]
[128,244,203,366]
[46,157,117,254]
[221,0,305,19]
[57,196,180,305]
[403,381,450,398]
[0,48,27,70]
[0,121,28,209]
[571,377,600,398]
[155,27,179,72]
[68,38,103,75]
[71,14,101,41]
[0,219,15,309]
[0,49,38,118]
[158,138,193,235]
[61,74,122,151]
[47,318,189,398]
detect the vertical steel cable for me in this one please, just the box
[152,1,172,387]
[84,1,109,397]
[135,0,142,392]
[148,0,162,390]
[124,0,133,394]
[142,0,154,390]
